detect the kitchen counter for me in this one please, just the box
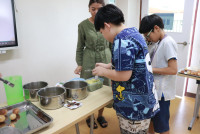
[34,85,113,134]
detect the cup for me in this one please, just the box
[3,76,24,105]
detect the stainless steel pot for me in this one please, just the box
[37,87,66,110]
[23,81,48,102]
[63,81,88,101]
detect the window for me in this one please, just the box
[149,0,185,32]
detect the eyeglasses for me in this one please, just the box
[145,29,153,39]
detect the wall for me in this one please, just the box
[115,0,140,29]
[127,0,140,28]
[0,0,90,103]
[0,0,141,104]
[141,0,149,18]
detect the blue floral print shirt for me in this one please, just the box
[112,27,160,121]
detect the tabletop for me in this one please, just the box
[34,85,113,134]
[177,73,200,81]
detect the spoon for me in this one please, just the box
[95,75,98,80]
[84,69,92,72]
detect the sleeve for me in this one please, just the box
[164,39,178,61]
[113,39,136,71]
[76,24,85,66]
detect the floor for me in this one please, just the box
[62,97,200,134]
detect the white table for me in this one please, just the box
[34,85,113,134]
[177,73,200,130]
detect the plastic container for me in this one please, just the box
[85,77,104,92]
[3,76,24,105]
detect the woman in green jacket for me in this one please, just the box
[74,0,111,129]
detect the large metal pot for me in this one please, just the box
[37,87,66,110]
[23,81,48,102]
[63,81,88,101]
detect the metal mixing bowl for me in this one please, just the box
[23,81,48,102]
[37,87,66,110]
[63,81,88,101]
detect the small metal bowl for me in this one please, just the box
[37,87,66,110]
[23,81,48,102]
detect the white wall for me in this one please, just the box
[0,0,90,103]
[141,0,149,18]
[127,0,140,29]
[115,0,140,29]
[0,0,141,104]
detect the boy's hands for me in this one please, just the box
[95,63,111,69]
[93,62,132,81]
[93,63,111,76]
[0,73,2,78]
[92,66,107,77]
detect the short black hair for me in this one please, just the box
[94,4,125,31]
[139,14,164,33]
[88,0,105,7]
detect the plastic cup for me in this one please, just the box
[3,76,24,105]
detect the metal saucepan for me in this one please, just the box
[37,87,66,110]
[63,81,88,101]
[23,81,48,102]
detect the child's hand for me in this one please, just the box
[0,73,2,78]
[96,63,111,69]
[92,66,106,76]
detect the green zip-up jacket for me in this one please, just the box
[76,19,111,86]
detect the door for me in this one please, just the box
[141,0,196,97]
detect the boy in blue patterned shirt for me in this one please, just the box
[93,4,159,134]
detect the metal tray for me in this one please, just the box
[0,101,53,134]
[178,72,200,78]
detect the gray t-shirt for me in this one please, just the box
[149,36,178,101]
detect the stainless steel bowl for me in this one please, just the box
[23,81,48,102]
[63,81,88,101]
[37,87,66,110]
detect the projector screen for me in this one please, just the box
[0,0,18,51]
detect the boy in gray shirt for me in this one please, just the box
[139,14,178,134]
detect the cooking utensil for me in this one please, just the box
[0,78,14,87]
[0,126,23,134]
[37,87,66,110]
[0,101,53,134]
[84,69,92,72]
[23,81,48,102]
[94,75,98,80]
[63,81,88,101]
